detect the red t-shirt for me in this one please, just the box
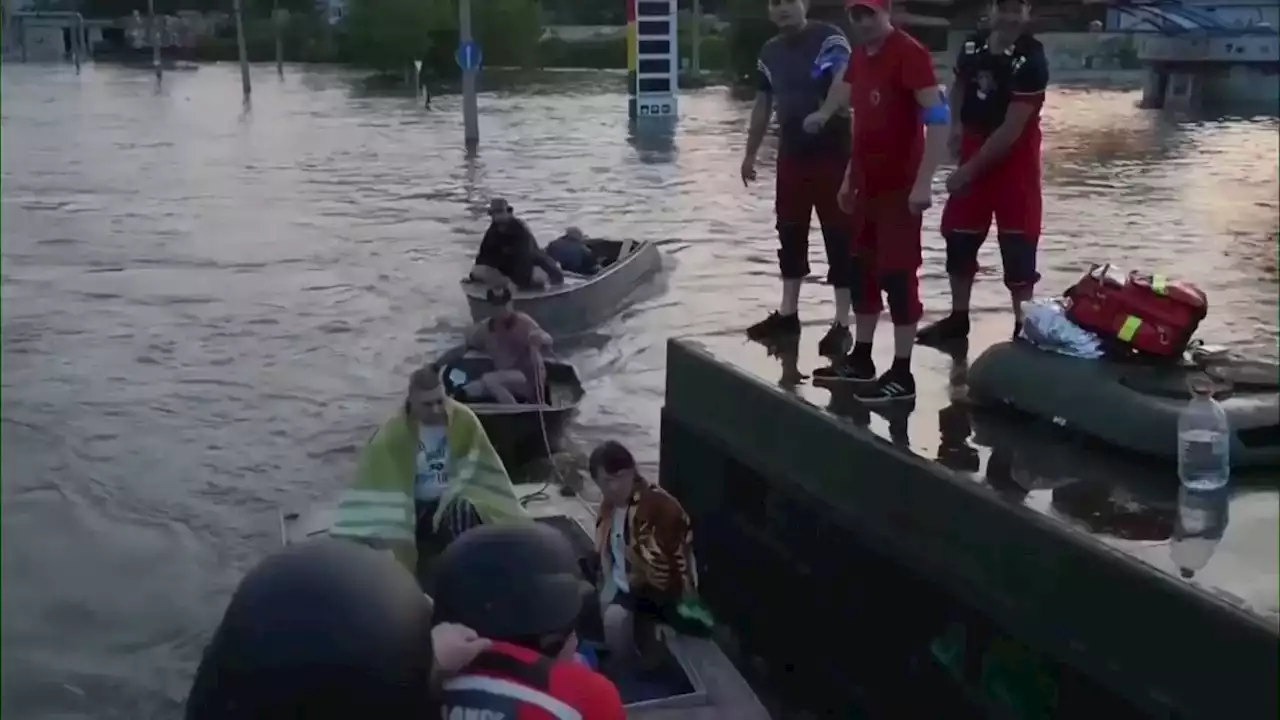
[843,29,938,197]
[440,641,626,720]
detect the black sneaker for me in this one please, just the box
[746,311,801,342]
[813,353,876,383]
[916,313,970,348]
[817,322,852,359]
[859,369,916,403]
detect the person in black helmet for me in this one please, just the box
[433,523,627,720]
[185,539,491,719]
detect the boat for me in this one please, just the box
[279,483,771,720]
[438,351,584,472]
[968,340,1280,469]
[461,238,662,336]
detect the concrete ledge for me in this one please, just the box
[660,338,1278,719]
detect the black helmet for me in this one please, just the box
[185,539,434,720]
[432,523,590,643]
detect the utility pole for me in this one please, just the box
[232,0,251,99]
[459,0,479,154]
[691,0,701,76]
[273,0,283,78]
[148,0,161,81]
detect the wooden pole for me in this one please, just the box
[148,0,161,81]
[232,0,251,98]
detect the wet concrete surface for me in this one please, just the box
[686,312,1279,630]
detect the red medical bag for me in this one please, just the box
[1063,264,1208,360]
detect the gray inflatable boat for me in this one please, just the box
[968,341,1280,470]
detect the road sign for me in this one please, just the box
[413,59,423,74]
[455,41,483,72]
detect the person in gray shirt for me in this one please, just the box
[741,0,854,361]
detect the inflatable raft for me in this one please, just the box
[968,341,1280,470]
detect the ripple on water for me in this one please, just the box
[1,63,1277,717]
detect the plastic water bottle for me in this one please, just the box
[1177,385,1230,491]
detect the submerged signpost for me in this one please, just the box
[626,0,679,120]
[458,0,482,154]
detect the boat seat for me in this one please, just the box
[617,238,635,259]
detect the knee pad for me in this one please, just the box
[776,221,811,279]
[943,231,985,278]
[881,271,923,325]
[997,233,1041,290]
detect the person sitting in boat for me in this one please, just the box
[185,538,492,718]
[589,441,711,671]
[435,285,553,406]
[470,197,566,290]
[329,366,529,588]
[432,523,628,720]
[546,226,601,276]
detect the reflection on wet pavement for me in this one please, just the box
[1,63,1277,717]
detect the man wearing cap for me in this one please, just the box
[470,198,565,291]
[813,0,949,403]
[918,0,1048,345]
[435,286,553,406]
[741,0,856,361]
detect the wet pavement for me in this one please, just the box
[1,62,1277,718]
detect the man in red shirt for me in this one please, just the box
[814,0,949,403]
[917,0,1049,345]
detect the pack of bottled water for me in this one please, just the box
[1018,298,1105,360]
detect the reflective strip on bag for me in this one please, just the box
[1152,274,1168,295]
[1118,315,1143,342]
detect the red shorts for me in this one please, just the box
[775,152,853,284]
[849,189,924,322]
[851,189,923,274]
[940,129,1043,245]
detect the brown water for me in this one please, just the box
[1,63,1277,719]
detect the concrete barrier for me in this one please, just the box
[660,338,1278,719]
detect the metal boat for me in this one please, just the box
[280,482,770,719]
[462,238,662,336]
[438,352,584,471]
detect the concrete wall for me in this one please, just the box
[660,339,1280,720]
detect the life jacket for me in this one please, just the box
[1063,264,1207,361]
[439,645,585,720]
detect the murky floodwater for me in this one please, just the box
[2,62,1277,719]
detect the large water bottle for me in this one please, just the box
[1177,383,1231,491]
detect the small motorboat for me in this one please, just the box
[439,352,584,472]
[279,482,771,719]
[461,238,662,336]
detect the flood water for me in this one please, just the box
[2,63,1277,719]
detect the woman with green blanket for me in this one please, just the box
[330,366,530,586]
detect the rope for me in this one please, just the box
[518,346,564,507]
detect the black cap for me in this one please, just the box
[185,539,434,719]
[432,524,591,642]
[485,285,513,306]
